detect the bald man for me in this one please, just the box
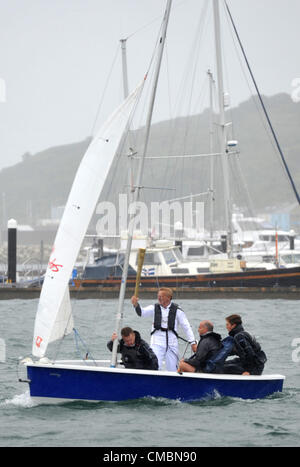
[178,320,222,373]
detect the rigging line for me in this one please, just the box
[110,32,162,209]
[165,41,173,121]
[52,291,92,365]
[136,69,158,205]
[184,0,210,119]
[156,0,208,205]
[120,17,169,209]
[218,17,257,223]
[104,106,140,203]
[180,0,210,198]
[90,43,120,137]
[73,328,98,366]
[138,152,227,159]
[170,0,210,121]
[125,0,193,41]
[229,154,257,221]
[100,72,147,201]
[222,1,279,162]
[224,0,300,206]
[124,22,161,144]
[125,16,161,42]
[221,3,289,224]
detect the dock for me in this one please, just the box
[1,285,300,300]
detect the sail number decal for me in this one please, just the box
[48,258,63,273]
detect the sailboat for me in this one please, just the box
[20,0,285,403]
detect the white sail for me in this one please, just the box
[48,287,74,344]
[32,82,143,358]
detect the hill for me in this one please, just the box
[0,92,299,234]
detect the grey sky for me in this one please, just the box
[0,0,299,170]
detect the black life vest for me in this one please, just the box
[151,302,179,337]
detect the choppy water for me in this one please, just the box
[0,297,299,447]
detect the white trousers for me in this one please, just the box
[151,343,179,372]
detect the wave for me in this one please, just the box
[1,390,38,408]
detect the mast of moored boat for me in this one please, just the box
[120,37,136,207]
[212,0,233,257]
[208,69,215,243]
[120,38,129,99]
[111,0,173,367]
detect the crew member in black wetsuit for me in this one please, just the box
[107,327,158,370]
[223,314,267,375]
[177,320,222,373]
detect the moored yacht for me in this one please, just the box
[74,234,300,289]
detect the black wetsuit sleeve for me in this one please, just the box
[134,304,142,316]
[139,340,156,361]
[138,340,159,370]
[234,333,256,366]
[107,340,113,352]
[184,341,210,368]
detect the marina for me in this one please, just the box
[1,0,300,448]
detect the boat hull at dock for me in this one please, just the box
[74,266,300,289]
[24,361,284,403]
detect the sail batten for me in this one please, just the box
[32,82,143,358]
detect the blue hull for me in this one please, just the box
[25,363,284,403]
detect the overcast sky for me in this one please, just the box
[0,0,299,171]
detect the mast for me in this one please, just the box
[208,69,215,242]
[120,38,135,201]
[120,38,129,99]
[212,0,232,256]
[111,0,173,367]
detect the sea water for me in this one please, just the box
[0,297,299,447]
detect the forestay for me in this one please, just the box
[32,82,143,358]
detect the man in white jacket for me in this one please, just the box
[131,287,197,371]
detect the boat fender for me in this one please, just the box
[204,336,235,373]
